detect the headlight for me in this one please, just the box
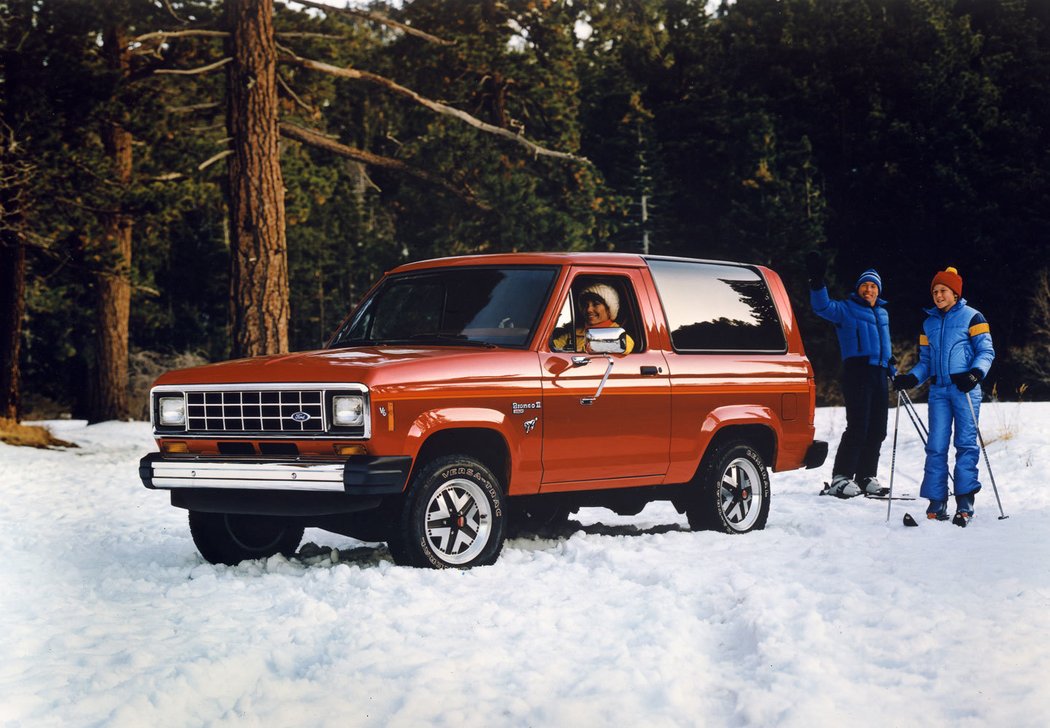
[158,396,186,427]
[332,395,365,427]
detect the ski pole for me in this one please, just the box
[886,390,902,522]
[964,391,1008,520]
[900,389,930,442]
[900,389,955,489]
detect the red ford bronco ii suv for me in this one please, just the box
[140,253,827,568]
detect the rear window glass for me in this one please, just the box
[647,259,786,352]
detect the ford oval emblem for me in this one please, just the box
[290,411,311,423]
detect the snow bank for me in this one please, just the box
[1,404,1048,726]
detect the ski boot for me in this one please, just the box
[859,476,889,497]
[824,474,862,499]
[926,500,950,521]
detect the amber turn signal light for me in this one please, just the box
[333,444,368,456]
[161,441,190,454]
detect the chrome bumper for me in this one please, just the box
[150,460,346,491]
[139,453,412,495]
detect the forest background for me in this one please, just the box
[2,0,1050,426]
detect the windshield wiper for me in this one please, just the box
[405,334,498,348]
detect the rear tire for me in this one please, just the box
[391,455,506,568]
[188,511,304,566]
[686,441,770,533]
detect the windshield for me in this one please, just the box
[328,266,559,349]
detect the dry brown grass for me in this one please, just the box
[0,418,78,449]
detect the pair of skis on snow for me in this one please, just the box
[819,388,1008,526]
[818,482,916,501]
[817,482,978,527]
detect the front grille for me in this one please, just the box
[185,390,324,433]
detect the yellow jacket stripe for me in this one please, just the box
[969,322,990,337]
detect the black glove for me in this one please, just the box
[950,368,983,393]
[893,373,918,391]
[804,251,826,290]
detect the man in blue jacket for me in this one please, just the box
[893,267,995,526]
[807,252,894,498]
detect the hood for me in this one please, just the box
[152,346,496,388]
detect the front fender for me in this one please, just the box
[405,407,509,448]
[401,407,540,495]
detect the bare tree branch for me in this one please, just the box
[155,57,232,76]
[132,29,228,45]
[167,102,221,114]
[134,28,342,44]
[288,0,454,46]
[277,73,316,114]
[278,121,490,210]
[143,172,186,182]
[162,0,189,25]
[279,49,590,165]
[198,149,233,171]
[275,31,346,40]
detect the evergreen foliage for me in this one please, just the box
[4,0,1050,414]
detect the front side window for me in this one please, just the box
[549,276,642,354]
[549,296,577,352]
[329,266,558,348]
[648,259,786,352]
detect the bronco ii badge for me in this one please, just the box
[512,400,541,415]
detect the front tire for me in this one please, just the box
[686,441,770,534]
[391,455,506,568]
[188,511,304,566]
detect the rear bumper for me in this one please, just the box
[139,452,412,495]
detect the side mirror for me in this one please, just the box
[577,327,626,406]
[585,326,627,355]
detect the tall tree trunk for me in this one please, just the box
[89,24,133,422]
[0,214,25,421]
[0,43,27,420]
[225,0,289,358]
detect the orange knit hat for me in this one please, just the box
[931,266,962,297]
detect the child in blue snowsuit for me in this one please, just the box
[806,253,894,498]
[893,267,995,526]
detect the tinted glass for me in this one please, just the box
[329,266,558,348]
[648,259,786,352]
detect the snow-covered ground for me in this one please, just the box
[1,402,1048,727]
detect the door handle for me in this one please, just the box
[640,366,662,376]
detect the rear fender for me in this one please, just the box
[695,405,782,471]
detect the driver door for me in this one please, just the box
[539,270,670,486]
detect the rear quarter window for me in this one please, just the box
[647,259,786,353]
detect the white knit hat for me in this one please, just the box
[581,283,620,320]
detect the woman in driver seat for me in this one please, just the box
[553,283,635,354]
